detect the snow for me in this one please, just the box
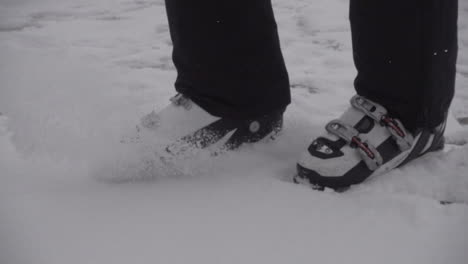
[1,0,468,263]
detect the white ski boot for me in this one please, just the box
[141,93,284,156]
[295,95,446,190]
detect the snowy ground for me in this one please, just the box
[1,0,468,263]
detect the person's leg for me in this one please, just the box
[350,0,458,132]
[295,0,459,190]
[140,1,289,153]
[165,0,290,119]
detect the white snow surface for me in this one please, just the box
[1,0,468,263]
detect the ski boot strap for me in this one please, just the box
[326,120,383,171]
[350,95,414,151]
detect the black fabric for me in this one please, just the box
[165,0,290,119]
[350,0,458,131]
[165,0,458,128]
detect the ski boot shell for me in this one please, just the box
[295,95,446,190]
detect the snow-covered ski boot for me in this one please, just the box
[141,93,283,156]
[295,95,446,190]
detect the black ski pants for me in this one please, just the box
[165,0,458,131]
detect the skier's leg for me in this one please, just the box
[295,0,459,190]
[350,0,458,132]
[140,1,289,154]
[165,0,290,119]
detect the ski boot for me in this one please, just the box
[295,95,446,190]
[141,93,284,156]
